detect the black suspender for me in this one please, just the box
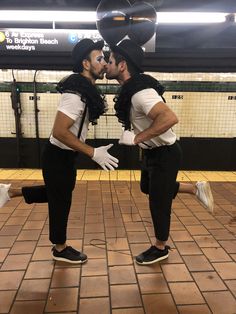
[77,104,88,139]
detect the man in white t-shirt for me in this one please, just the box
[106,39,214,265]
[0,39,119,264]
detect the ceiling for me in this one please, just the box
[0,0,235,12]
[0,0,235,71]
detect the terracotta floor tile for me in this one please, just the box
[9,241,37,254]
[11,209,31,217]
[203,291,236,314]
[85,223,104,233]
[79,297,110,314]
[23,220,45,230]
[85,214,103,223]
[175,242,202,255]
[201,219,224,229]
[178,216,201,225]
[25,261,54,279]
[9,300,45,314]
[192,271,227,291]
[183,255,213,271]
[161,264,193,282]
[137,273,169,293]
[185,225,210,236]
[16,279,50,300]
[5,216,28,226]
[193,235,220,248]
[104,218,124,227]
[81,258,107,276]
[0,248,10,262]
[161,248,183,264]
[107,251,133,266]
[45,288,78,312]
[0,236,16,248]
[219,240,236,254]
[210,229,235,240]
[17,230,41,241]
[83,244,106,258]
[28,212,48,221]
[109,265,137,284]
[32,246,51,261]
[37,234,51,246]
[0,271,24,290]
[105,226,126,237]
[202,247,232,262]
[83,232,105,245]
[129,243,151,257]
[177,304,211,314]
[106,237,129,251]
[51,267,80,288]
[1,253,31,270]
[0,225,22,236]
[213,262,236,279]
[225,280,236,297]
[169,282,204,305]
[111,284,142,308]
[112,309,144,314]
[0,178,235,313]
[0,290,17,313]
[127,231,150,243]
[0,213,11,222]
[170,230,193,242]
[170,220,186,231]
[142,294,178,314]
[124,222,146,232]
[194,212,215,221]
[134,261,162,274]
[80,276,109,297]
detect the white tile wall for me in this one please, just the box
[0,70,236,139]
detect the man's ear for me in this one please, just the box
[82,59,90,71]
[119,60,127,72]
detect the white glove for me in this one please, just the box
[119,130,149,149]
[118,130,136,146]
[92,144,119,171]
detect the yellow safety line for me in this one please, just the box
[0,169,235,182]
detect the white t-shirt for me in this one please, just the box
[131,88,176,147]
[50,93,89,150]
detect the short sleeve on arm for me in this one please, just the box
[131,88,163,115]
[57,93,84,121]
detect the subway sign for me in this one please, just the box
[0,29,103,54]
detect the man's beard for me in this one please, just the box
[106,72,119,80]
[90,68,105,80]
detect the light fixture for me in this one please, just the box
[0,10,229,24]
[0,10,96,22]
[156,12,228,24]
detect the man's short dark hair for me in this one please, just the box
[112,52,139,77]
[76,53,91,73]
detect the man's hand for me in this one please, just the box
[118,130,136,146]
[92,144,119,171]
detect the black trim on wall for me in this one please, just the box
[0,137,235,171]
[1,48,236,72]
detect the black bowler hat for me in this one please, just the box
[72,38,104,72]
[111,39,144,73]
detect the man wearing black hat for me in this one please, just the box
[0,39,119,264]
[106,39,213,265]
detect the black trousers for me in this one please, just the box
[22,142,77,244]
[140,142,182,242]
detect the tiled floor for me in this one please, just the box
[0,169,236,314]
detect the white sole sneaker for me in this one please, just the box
[196,181,214,213]
[0,184,11,208]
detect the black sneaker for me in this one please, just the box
[135,245,170,265]
[52,246,87,264]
